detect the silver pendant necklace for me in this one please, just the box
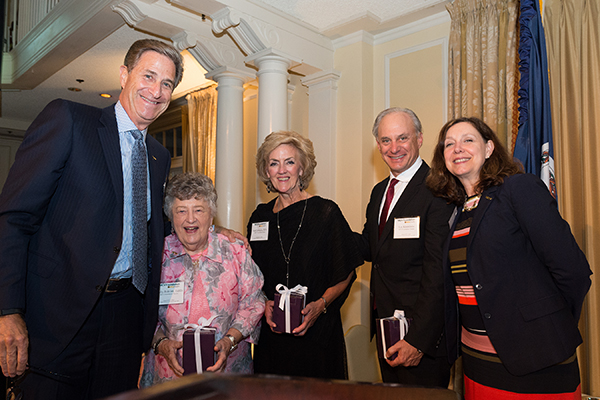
[277,197,308,287]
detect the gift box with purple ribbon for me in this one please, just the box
[375,310,411,361]
[272,284,307,334]
[182,318,216,374]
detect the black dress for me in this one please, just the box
[248,196,363,379]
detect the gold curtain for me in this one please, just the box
[446,0,520,148]
[544,0,600,395]
[184,86,218,182]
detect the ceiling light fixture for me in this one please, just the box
[100,93,112,98]
[67,87,82,92]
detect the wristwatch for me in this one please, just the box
[225,334,238,352]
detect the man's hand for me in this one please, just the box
[0,314,29,377]
[386,340,423,368]
[215,227,251,255]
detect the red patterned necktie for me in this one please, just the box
[378,179,398,237]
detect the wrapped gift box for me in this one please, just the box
[182,328,215,374]
[273,291,306,334]
[376,310,411,361]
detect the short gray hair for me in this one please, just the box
[164,172,217,220]
[372,107,422,140]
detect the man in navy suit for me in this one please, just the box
[355,108,454,387]
[0,39,183,399]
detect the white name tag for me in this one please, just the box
[394,217,420,239]
[159,282,184,305]
[250,221,269,241]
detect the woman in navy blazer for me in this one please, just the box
[426,117,591,399]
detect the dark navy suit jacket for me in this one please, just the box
[0,99,170,366]
[443,173,592,376]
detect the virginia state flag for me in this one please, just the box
[513,0,557,199]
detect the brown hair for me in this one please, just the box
[426,117,523,205]
[256,131,317,190]
[123,39,184,88]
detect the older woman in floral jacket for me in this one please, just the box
[140,173,265,387]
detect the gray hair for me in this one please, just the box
[371,107,422,140]
[164,172,217,220]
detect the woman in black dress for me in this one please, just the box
[248,130,363,379]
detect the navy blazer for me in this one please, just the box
[0,99,170,366]
[443,173,592,376]
[356,162,454,356]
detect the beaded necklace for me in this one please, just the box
[277,197,308,287]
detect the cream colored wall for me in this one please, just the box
[373,21,451,165]
[335,19,451,336]
[334,39,375,333]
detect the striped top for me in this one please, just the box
[448,195,499,359]
[448,195,581,397]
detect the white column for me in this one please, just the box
[301,70,342,199]
[246,48,300,145]
[205,66,254,233]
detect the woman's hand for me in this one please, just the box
[206,337,230,372]
[264,300,280,333]
[292,299,326,336]
[156,339,184,376]
[215,226,252,255]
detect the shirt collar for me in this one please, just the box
[389,156,423,183]
[115,101,147,138]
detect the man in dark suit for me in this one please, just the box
[355,108,454,387]
[0,39,183,399]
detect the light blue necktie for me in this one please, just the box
[130,129,148,293]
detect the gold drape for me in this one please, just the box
[446,0,520,147]
[184,86,218,182]
[544,0,600,395]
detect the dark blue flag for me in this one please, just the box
[514,0,557,199]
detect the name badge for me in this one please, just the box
[394,217,420,239]
[250,221,269,241]
[159,282,184,305]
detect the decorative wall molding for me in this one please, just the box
[374,11,450,46]
[384,37,448,120]
[301,69,342,90]
[332,30,374,50]
[111,0,147,26]
[212,8,267,56]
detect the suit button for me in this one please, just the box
[95,285,104,292]
[484,313,491,319]
[113,246,120,254]
[373,264,378,270]
[475,284,483,290]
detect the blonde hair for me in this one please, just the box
[255,131,317,189]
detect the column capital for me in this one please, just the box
[205,66,255,84]
[245,48,301,71]
[301,69,342,89]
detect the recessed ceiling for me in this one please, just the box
[254,0,446,32]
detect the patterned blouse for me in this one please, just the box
[140,231,265,387]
